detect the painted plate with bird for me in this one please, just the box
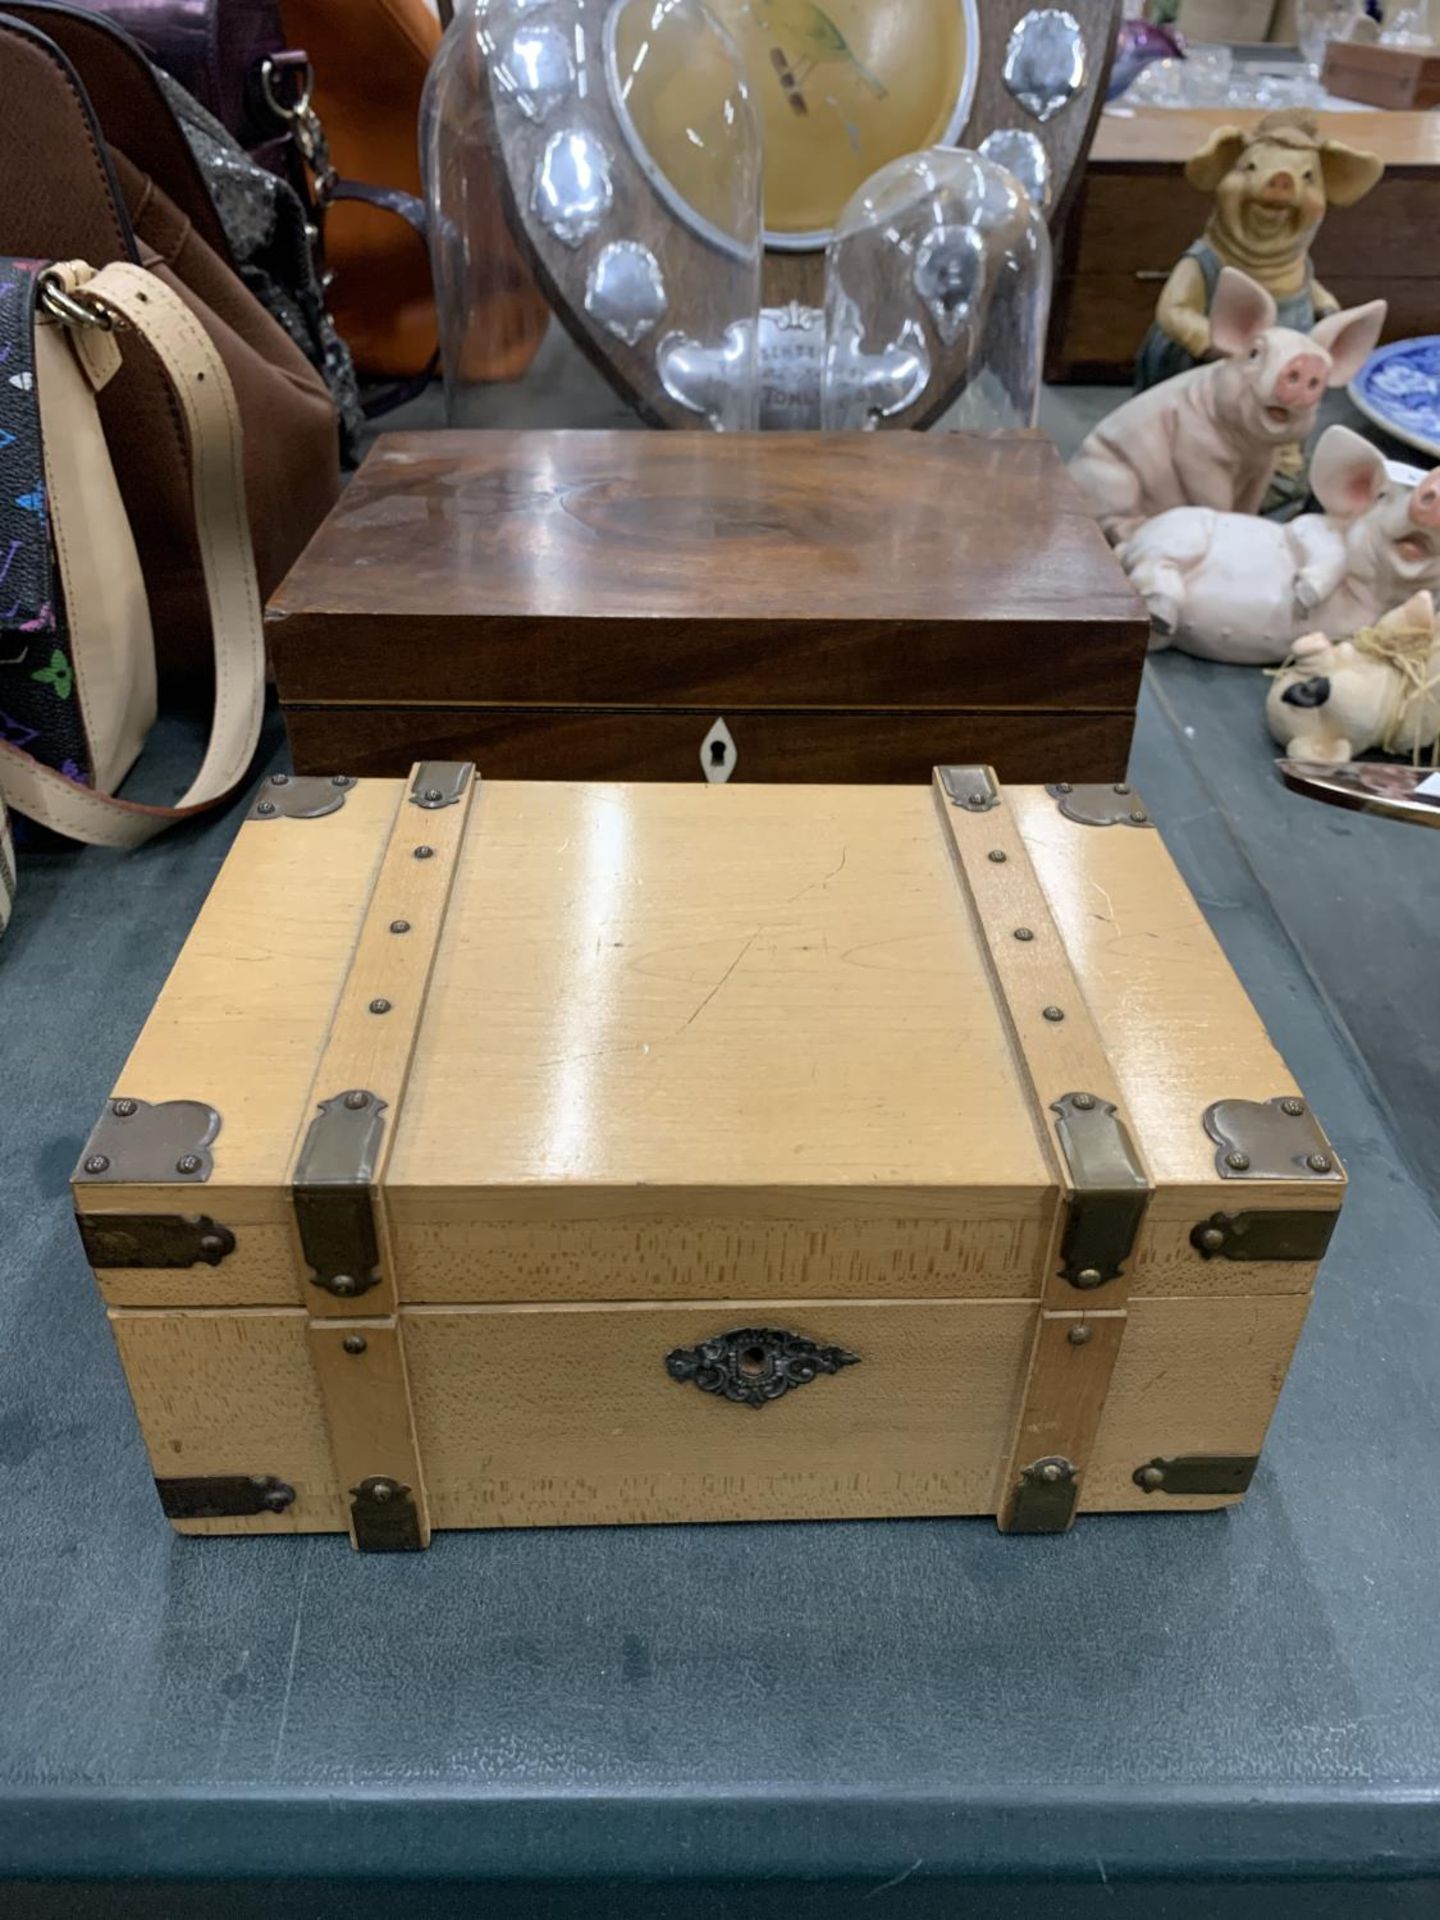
[606,0,981,253]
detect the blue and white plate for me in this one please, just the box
[1350,337,1440,463]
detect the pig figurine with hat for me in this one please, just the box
[1120,426,1440,665]
[1267,593,1440,767]
[1071,267,1385,545]
[1136,108,1386,391]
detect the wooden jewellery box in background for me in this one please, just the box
[1048,107,1440,383]
[72,762,1344,1548]
[266,431,1149,787]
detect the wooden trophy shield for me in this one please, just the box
[480,0,1122,427]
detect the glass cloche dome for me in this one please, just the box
[822,146,1053,433]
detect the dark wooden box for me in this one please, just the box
[268,430,1147,784]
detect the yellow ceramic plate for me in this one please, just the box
[607,0,980,253]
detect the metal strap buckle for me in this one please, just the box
[259,56,338,202]
[37,270,113,332]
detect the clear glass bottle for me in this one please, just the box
[822,146,1052,434]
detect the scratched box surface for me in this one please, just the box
[72,765,1344,1547]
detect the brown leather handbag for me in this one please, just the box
[0,4,340,687]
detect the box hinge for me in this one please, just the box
[1203,1096,1344,1181]
[1191,1209,1339,1263]
[248,771,355,820]
[408,761,473,810]
[350,1476,424,1551]
[1046,782,1154,828]
[77,1212,235,1269]
[937,764,1000,812]
[73,1097,222,1185]
[292,1090,388,1299]
[156,1474,295,1519]
[1007,1456,1078,1533]
[1133,1455,1258,1498]
[1051,1093,1149,1289]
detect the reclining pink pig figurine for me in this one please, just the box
[1070,268,1385,544]
[1119,426,1440,665]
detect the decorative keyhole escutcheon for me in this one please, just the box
[665,1327,859,1408]
[700,718,737,784]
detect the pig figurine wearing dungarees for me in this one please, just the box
[1070,268,1385,545]
[1119,427,1440,666]
[1136,109,1385,391]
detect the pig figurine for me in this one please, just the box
[1070,269,1385,545]
[1120,426,1440,665]
[1137,108,1385,391]
[1267,592,1439,764]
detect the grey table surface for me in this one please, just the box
[3,371,1440,1914]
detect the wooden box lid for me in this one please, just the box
[267,432,1148,715]
[75,765,1343,1318]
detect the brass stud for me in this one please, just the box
[270,772,290,786]
[1040,1462,1063,1484]
[414,845,435,861]
[1138,1465,1166,1492]
[331,774,352,788]
[1281,1098,1305,1117]
[988,849,1007,864]
[1076,1267,1103,1289]
[1056,782,1073,794]
[111,1099,137,1118]
[1308,1153,1332,1174]
[254,800,276,817]
[966,793,987,809]
[1130,810,1149,825]
[1072,1093,1096,1111]
[344,1090,369,1110]
[1114,783,1131,796]
[199,1234,226,1258]
[369,998,392,1016]
[389,920,411,935]
[1068,1324,1093,1347]
[1013,927,1034,942]
[343,1334,368,1356]
[331,1275,358,1298]
[176,1154,202,1175]
[1226,1150,1251,1172]
[1043,1005,1065,1023]
[1199,1226,1226,1253]
[369,1480,395,1504]
[84,1154,110,1175]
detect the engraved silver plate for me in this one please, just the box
[657,323,752,428]
[913,223,987,346]
[585,241,667,346]
[1003,9,1087,124]
[757,301,824,429]
[534,127,614,247]
[978,128,1053,213]
[825,295,930,428]
[495,22,574,123]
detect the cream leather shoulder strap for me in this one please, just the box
[0,260,265,848]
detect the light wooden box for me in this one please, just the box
[72,765,1345,1549]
